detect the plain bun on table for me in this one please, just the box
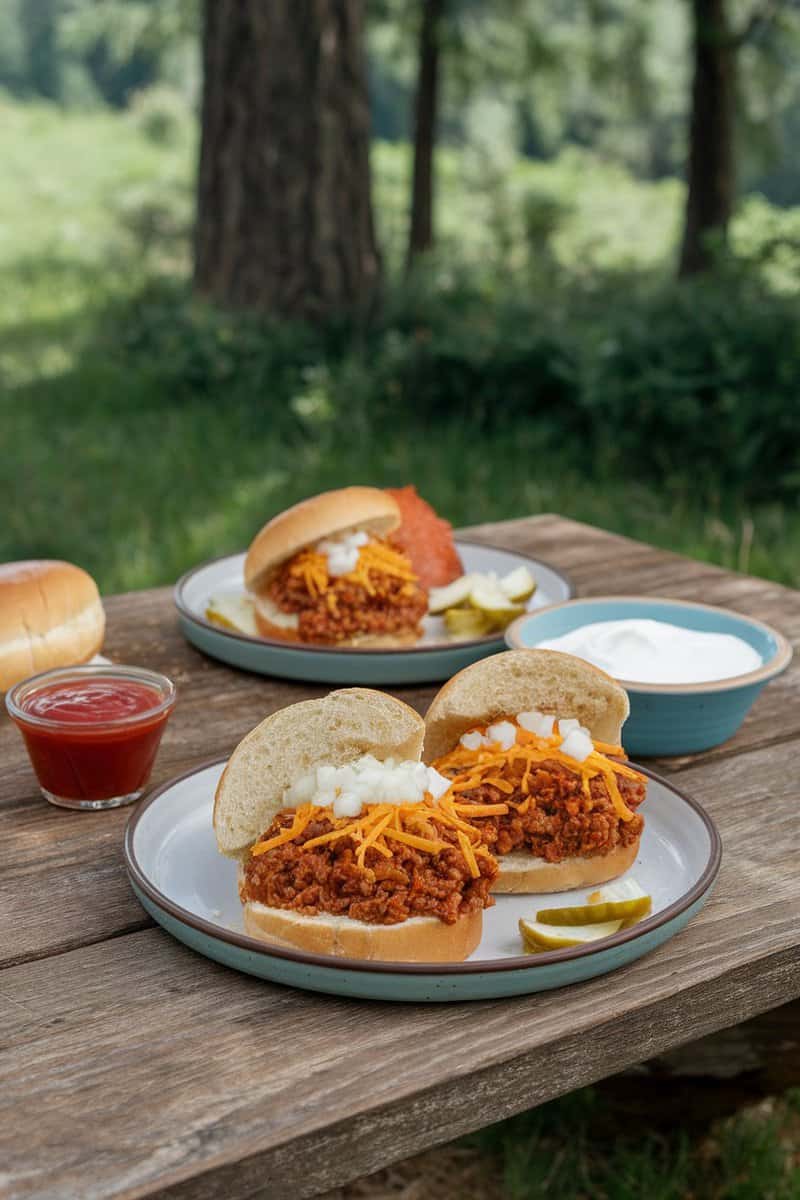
[0,560,105,691]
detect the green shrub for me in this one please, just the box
[129,83,191,145]
[94,263,800,506]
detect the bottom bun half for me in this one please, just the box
[493,838,640,894]
[243,902,482,962]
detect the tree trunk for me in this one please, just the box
[19,0,61,102]
[406,0,445,268]
[194,0,380,322]
[678,0,736,276]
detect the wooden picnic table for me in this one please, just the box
[2,514,799,1200]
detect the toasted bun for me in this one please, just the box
[493,838,640,894]
[214,688,425,857]
[243,902,482,962]
[0,560,105,692]
[252,594,420,648]
[423,649,630,762]
[245,487,401,593]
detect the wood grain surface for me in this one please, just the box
[2,514,799,1200]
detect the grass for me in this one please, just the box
[323,1087,800,1199]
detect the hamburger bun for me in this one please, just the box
[252,593,419,649]
[214,688,425,857]
[489,842,639,894]
[424,649,638,893]
[245,487,401,594]
[243,901,482,962]
[423,648,629,762]
[0,560,105,692]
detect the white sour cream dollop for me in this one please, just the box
[537,618,762,685]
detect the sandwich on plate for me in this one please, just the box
[424,649,647,893]
[244,486,428,646]
[214,688,498,961]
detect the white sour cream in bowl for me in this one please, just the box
[537,618,762,685]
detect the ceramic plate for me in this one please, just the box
[174,541,573,685]
[125,761,721,1003]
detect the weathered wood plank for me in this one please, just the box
[2,515,798,968]
[2,740,800,1200]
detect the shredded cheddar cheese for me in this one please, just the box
[287,539,418,604]
[250,795,494,876]
[434,723,645,823]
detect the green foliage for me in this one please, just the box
[465,1089,800,1200]
[2,98,799,592]
[128,82,191,144]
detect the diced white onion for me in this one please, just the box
[559,729,594,763]
[517,710,555,737]
[459,729,486,751]
[286,755,460,815]
[332,791,362,818]
[426,767,452,800]
[316,531,370,577]
[558,718,581,735]
[487,720,517,751]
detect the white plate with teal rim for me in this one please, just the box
[174,541,573,685]
[124,760,721,1003]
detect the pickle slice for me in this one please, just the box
[428,575,477,614]
[468,580,526,628]
[519,917,623,952]
[444,607,492,637]
[500,566,537,603]
[206,594,258,636]
[536,879,652,927]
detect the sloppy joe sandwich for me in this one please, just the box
[424,649,647,893]
[244,487,428,646]
[214,688,498,961]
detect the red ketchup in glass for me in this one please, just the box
[7,666,176,810]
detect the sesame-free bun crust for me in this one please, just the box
[213,688,425,857]
[0,560,105,691]
[492,839,640,894]
[423,649,630,762]
[244,487,401,593]
[243,902,482,962]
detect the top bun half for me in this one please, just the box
[0,560,105,691]
[244,487,401,593]
[214,688,425,857]
[423,649,629,762]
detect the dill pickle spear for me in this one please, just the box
[444,607,493,637]
[536,879,652,927]
[519,918,623,952]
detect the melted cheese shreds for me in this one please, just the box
[433,715,644,825]
[457,830,480,878]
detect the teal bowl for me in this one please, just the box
[506,596,792,756]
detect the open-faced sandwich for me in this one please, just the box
[424,649,647,893]
[213,688,498,960]
[243,487,429,646]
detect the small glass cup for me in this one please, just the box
[6,664,176,810]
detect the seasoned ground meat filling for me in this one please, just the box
[267,552,428,643]
[242,812,497,924]
[440,761,645,862]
